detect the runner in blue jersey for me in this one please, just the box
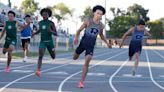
[20,15,33,62]
[73,5,112,88]
[120,20,151,76]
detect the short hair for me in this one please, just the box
[40,8,52,17]
[92,5,106,15]
[24,14,31,19]
[8,10,16,17]
[138,19,145,25]
[25,14,31,18]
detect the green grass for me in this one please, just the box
[12,49,74,59]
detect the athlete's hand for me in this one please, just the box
[107,43,112,48]
[31,32,35,38]
[119,43,123,48]
[74,37,78,45]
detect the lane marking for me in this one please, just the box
[109,59,128,92]
[145,50,164,90]
[58,51,127,92]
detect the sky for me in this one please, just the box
[1,0,164,34]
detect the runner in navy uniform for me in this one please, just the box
[73,5,112,88]
[120,20,151,76]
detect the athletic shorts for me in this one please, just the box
[3,40,17,48]
[129,41,142,57]
[39,40,55,53]
[21,38,30,49]
[75,41,94,56]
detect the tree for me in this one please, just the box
[127,4,149,22]
[80,6,93,21]
[52,3,72,24]
[147,20,164,44]
[107,4,150,38]
[108,15,137,38]
[21,0,38,15]
[110,7,125,17]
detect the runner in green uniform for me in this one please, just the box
[0,11,30,72]
[32,8,57,77]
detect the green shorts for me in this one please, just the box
[39,40,55,52]
[3,40,17,48]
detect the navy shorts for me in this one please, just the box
[129,41,142,57]
[21,38,30,49]
[75,41,94,56]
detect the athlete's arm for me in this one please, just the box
[74,18,89,45]
[144,30,152,37]
[99,25,112,48]
[32,29,40,36]
[120,27,134,48]
[0,23,6,40]
[32,22,40,37]
[16,21,31,31]
[48,22,57,36]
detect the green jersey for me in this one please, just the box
[39,20,53,42]
[5,20,17,41]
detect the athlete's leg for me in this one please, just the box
[2,48,7,55]
[73,44,84,60]
[37,48,45,70]
[81,54,92,82]
[78,54,92,88]
[36,42,46,77]
[47,41,56,59]
[73,52,80,60]
[3,41,9,54]
[7,44,14,67]
[22,39,30,62]
[78,47,93,88]
[5,44,15,72]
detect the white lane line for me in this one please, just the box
[2,81,164,84]
[108,59,128,92]
[0,48,107,72]
[58,51,127,92]
[122,74,142,78]
[145,49,164,90]
[0,49,120,92]
[0,63,70,92]
[0,55,73,72]
[114,76,150,79]
[0,58,70,72]
[153,50,164,59]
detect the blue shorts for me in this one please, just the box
[75,40,95,56]
[129,41,142,57]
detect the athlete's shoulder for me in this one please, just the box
[83,17,90,27]
[129,26,135,32]
[39,20,44,23]
[49,20,55,25]
[99,21,104,28]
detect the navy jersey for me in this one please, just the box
[81,17,103,47]
[131,27,144,44]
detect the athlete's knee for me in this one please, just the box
[85,54,92,60]
[2,49,7,54]
[8,48,13,52]
[9,45,14,52]
[25,43,29,49]
[73,56,78,60]
[38,54,43,60]
[84,62,89,68]
[51,54,56,59]
[73,54,79,60]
